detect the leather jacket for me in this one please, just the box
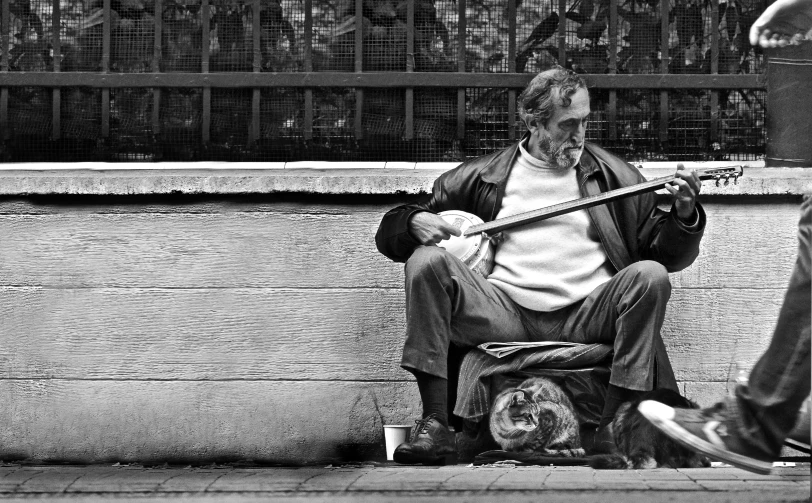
[375,138,706,273]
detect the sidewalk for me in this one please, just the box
[0,462,808,502]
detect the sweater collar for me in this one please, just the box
[480,133,600,185]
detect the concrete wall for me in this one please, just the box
[0,165,809,465]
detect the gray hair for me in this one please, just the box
[517,67,587,127]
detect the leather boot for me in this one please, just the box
[393,414,456,465]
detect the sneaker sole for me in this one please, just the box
[638,400,773,475]
[784,437,811,454]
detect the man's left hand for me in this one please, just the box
[665,163,702,221]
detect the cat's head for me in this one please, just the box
[491,389,540,433]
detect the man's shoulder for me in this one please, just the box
[439,145,513,183]
[583,143,645,185]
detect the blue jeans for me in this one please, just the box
[732,195,812,457]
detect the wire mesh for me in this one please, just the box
[161,1,202,72]
[7,87,52,158]
[593,89,662,161]
[464,87,511,158]
[158,87,202,159]
[304,87,356,159]
[0,0,769,162]
[110,87,156,160]
[7,0,51,71]
[209,87,251,151]
[718,88,765,160]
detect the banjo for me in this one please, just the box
[437,165,744,278]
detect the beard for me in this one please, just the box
[537,134,583,170]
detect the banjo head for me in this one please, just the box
[437,210,486,263]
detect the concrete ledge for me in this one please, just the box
[0,163,810,196]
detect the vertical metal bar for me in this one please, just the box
[659,0,668,145]
[0,88,6,141]
[354,0,363,72]
[558,0,566,65]
[51,0,61,140]
[251,89,260,144]
[250,0,260,143]
[52,0,61,71]
[202,88,211,143]
[608,0,617,141]
[354,0,363,140]
[0,0,8,140]
[153,0,162,70]
[201,0,209,72]
[153,0,162,135]
[52,90,61,140]
[102,0,111,138]
[102,0,111,71]
[102,91,110,140]
[456,0,466,141]
[303,0,313,140]
[508,0,516,140]
[404,0,414,141]
[253,0,261,71]
[201,0,210,143]
[0,0,7,71]
[710,0,719,144]
[508,0,516,71]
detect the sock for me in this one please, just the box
[414,371,449,427]
[599,384,644,429]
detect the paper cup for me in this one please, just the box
[383,425,411,461]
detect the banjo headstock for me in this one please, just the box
[694,165,744,187]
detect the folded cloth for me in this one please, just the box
[453,343,613,427]
[473,449,590,466]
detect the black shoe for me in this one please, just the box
[392,414,456,465]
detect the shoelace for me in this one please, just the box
[413,414,440,435]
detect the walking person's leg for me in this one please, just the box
[639,196,812,474]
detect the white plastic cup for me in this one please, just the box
[383,425,411,461]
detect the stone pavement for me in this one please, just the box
[0,462,808,502]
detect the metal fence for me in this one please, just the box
[0,0,766,162]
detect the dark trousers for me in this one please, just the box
[731,196,811,457]
[402,245,678,392]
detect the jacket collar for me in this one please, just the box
[480,133,601,185]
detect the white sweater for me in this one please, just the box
[486,142,614,312]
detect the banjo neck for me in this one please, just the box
[462,165,743,237]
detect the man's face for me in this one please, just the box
[526,87,590,170]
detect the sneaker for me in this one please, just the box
[638,400,773,475]
[784,398,811,454]
[392,414,456,465]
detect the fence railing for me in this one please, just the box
[0,0,766,162]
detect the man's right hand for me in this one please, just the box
[408,211,462,246]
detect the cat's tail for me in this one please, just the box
[543,447,586,457]
[587,453,630,470]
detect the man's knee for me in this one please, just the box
[626,260,671,296]
[405,246,452,280]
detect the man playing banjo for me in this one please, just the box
[374,67,705,465]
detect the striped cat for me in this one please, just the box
[588,388,712,469]
[489,376,585,457]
